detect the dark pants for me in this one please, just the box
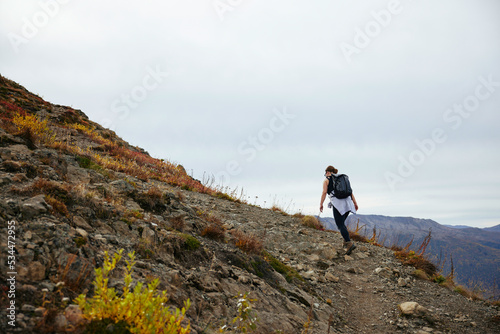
[333,207,350,242]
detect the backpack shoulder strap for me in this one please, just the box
[326,175,334,195]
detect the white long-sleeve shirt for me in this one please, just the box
[329,193,356,215]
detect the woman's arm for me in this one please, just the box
[319,179,328,212]
[351,193,359,211]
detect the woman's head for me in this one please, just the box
[325,165,338,174]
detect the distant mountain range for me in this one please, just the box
[445,224,500,232]
[484,224,500,232]
[319,214,500,299]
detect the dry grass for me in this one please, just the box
[393,230,437,277]
[198,211,226,241]
[56,253,93,292]
[231,230,263,254]
[345,220,385,247]
[201,222,226,242]
[394,252,437,277]
[300,215,323,230]
[67,183,119,219]
[292,212,305,219]
[134,186,166,212]
[45,195,69,217]
[347,219,370,243]
[270,205,289,216]
[11,178,70,206]
[170,216,186,231]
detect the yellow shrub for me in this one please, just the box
[13,114,55,144]
[75,249,191,334]
[68,122,94,135]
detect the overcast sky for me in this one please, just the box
[1,0,499,228]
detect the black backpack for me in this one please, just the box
[327,174,352,199]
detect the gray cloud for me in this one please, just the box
[1,0,499,227]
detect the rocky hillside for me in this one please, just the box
[321,214,500,299]
[0,75,499,334]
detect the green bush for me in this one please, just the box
[434,275,446,284]
[180,233,201,250]
[262,251,303,283]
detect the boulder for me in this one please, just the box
[21,195,51,219]
[399,302,428,316]
[374,267,393,279]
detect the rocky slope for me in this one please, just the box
[0,75,499,333]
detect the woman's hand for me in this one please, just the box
[319,204,323,213]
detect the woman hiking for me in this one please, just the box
[319,165,359,255]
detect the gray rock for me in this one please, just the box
[321,246,339,260]
[398,277,411,287]
[21,195,51,219]
[75,228,88,238]
[302,270,317,280]
[110,179,135,193]
[64,304,85,326]
[325,272,340,282]
[39,281,56,292]
[34,307,46,317]
[356,252,369,259]
[0,197,20,216]
[54,314,68,331]
[28,262,46,281]
[73,216,93,229]
[142,226,156,244]
[125,199,143,212]
[66,165,90,184]
[374,267,393,279]
[0,173,13,186]
[21,304,36,312]
[399,302,428,316]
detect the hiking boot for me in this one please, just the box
[345,242,356,255]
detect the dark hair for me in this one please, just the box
[325,165,338,174]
